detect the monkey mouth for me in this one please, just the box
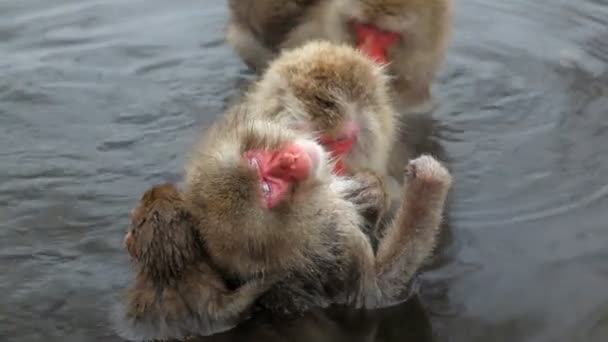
[245,153,291,209]
[244,142,319,209]
[351,21,400,64]
[318,121,359,175]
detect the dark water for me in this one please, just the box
[1,0,607,341]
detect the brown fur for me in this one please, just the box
[226,0,452,111]
[226,0,320,72]
[113,183,275,341]
[185,113,372,279]
[183,107,452,315]
[245,41,404,201]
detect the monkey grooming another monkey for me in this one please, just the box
[184,109,452,315]
[113,183,276,341]
[226,0,452,111]
[244,41,400,182]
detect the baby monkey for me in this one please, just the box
[113,183,275,341]
[227,0,452,110]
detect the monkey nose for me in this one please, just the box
[279,153,298,169]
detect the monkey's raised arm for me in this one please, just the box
[373,155,452,305]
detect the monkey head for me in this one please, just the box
[249,41,396,176]
[329,0,448,64]
[124,183,201,282]
[185,118,334,232]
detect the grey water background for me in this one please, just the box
[1,0,607,341]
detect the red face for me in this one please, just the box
[318,120,359,175]
[352,21,400,64]
[244,141,320,208]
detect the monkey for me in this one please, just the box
[226,0,452,111]
[184,115,380,314]
[240,40,413,217]
[112,183,278,341]
[183,108,452,316]
[244,41,399,179]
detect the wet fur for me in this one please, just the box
[226,0,452,110]
[184,112,379,314]
[113,184,274,341]
[184,107,452,315]
[244,41,405,202]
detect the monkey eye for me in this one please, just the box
[314,95,336,110]
[245,155,272,199]
[261,182,271,196]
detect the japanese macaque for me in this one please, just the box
[183,109,452,315]
[242,41,406,208]
[245,41,397,177]
[113,183,276,341]
[226,0,452,111]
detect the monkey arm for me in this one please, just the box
[205,276,282,321]
[373,155,452,305]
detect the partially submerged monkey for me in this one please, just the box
[183,109,452,315]
[242,41,425,240]
[226,0,452,111]
[113,183,276,341]
[114,166,391,340]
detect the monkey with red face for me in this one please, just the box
[184,107,452,315]
[113,123,398,340]
[226,0,452,111]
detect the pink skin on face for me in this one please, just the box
[318,120,359,175]
[352,22,400,64]
[244,142,319,208]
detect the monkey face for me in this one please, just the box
[188,119,332,217]
[332,0,433,64]
[243,137,326,208]
[124,184,202,282]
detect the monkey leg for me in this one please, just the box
[373,155,452,305]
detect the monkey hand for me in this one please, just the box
[404,155,452,199]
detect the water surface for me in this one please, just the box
[1,1,607,341]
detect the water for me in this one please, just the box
[0,0,606,341]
